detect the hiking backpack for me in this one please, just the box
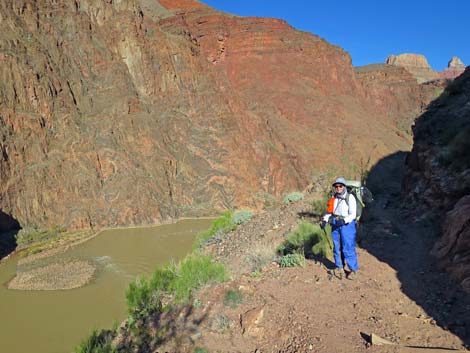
[344,180,373,222]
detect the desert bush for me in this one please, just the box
[126,254,227,322]
[194,348,210,353]
[125,265,175,316]
[211,314,232,333]
[245,246,274,273]
[193,211,236,249]
[170,254,228,303]
[280,253,305,267]
[255,192,280,210]
[74,329,116,353]
[311,225,333,259]
[278,221,332,260]
[223,289,243,308]
[15,225,66,247]
[283,192,304,205]
[311,189,332,217]
[232,210,254,225]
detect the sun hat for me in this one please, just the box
[332,177,347,187]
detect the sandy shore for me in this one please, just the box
[7,260,95,290]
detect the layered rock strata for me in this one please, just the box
[404,67,470,292]
[386,53,466,82]
[386,53,440,83]
[0,0,445,230]
[440,56,466,80]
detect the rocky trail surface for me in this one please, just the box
[150,153,470,353]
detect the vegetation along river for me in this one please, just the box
[0,218,213,353]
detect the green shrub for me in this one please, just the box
[311,189,332,216]
[194,348,210,353]
[171,254,228,303]
[278,221,332,260]
[211,314,232,333]
[223,289,243,308]
[246,246,274,273]
[255,192,279,210]
[283,192,304,205]
[280,253,305,268]
[126,254,227,318]
[74,329,116,353]
[15,225,66,247]
[311,226,333,259]
[125,264,176,315]
[232,210,254,225]
[193,298,202,308]
[193,212,236,249]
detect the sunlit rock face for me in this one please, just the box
[386,53,466,82]
[404,68,470,292]
[439,56,466,80]
[0,0,442,229]
[386,53,439,83]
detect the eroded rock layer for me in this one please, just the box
[386,53,439,83]
[404,67,470,292]
[0,0,443,229]
[386,53,466,82]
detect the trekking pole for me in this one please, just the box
[319,222,329,270]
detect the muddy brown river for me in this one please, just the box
[0,219,212,353]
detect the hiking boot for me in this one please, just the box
[334,268,345,280]
[347,271,357,280]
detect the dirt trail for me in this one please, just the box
[155,152,470,353]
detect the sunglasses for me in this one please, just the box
[334,184,344,188]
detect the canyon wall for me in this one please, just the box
[0,0,445,230]
[404,67,470,292]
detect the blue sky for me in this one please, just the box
[201,0,469,71]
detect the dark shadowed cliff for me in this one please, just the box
[404,67,470,292]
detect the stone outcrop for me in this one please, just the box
[355,64,446,137]
[0,0,447,230]
[404,67,470,292]
[386,54,439,83]
[439,56,466,80]
[386,53,466,83]
[432,195,470,292]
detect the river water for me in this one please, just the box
[0,219,212,353]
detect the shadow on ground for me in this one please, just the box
[359,151,470,347]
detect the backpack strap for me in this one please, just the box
[333,192,349,215]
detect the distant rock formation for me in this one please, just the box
[439,56,466,79]
[386,54,439,83]
[404,67,470,292]
[386,53,466,82]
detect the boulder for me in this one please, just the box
[240,307,265,337]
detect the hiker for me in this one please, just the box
[321,177,358,280]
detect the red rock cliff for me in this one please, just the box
[0,0,444,229]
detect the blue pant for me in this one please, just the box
[331,221,358,271]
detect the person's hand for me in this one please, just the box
[336,219,345,226]
[320,220,326,230]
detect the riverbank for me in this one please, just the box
[99,154,470,353]
[0,218,213,353]
[2,217,217,291]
